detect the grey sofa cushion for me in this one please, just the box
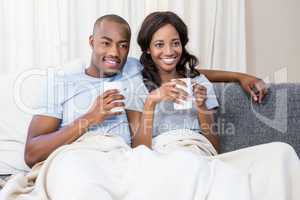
[213,83,300,156]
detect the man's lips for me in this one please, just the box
[103,57,121,68]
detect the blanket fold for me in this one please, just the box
[1,130,299,200]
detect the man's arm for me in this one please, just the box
[24,113,96,168]
[25,89,124,168]
[197,69,268,103]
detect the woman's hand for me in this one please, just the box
[237,74,268,103]
[196,69,268,103]
[193,83,207,111]
[147,81,188,105]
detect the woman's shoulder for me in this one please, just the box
[192,74,213,87]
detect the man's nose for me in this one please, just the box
[108,44,119,57]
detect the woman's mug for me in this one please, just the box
[172,78,193,110]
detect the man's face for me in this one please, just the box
[89,20,130,77]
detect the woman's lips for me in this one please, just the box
[161,57,177,65]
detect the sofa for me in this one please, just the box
[0,60,299,188]
[213,83,300,155]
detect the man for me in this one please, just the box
[24,14,266,168]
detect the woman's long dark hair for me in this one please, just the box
[137,11,200,91]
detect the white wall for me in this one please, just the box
[246,0,300,83]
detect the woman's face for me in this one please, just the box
[148,24,182,73]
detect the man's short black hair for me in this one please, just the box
[93,14,131,40]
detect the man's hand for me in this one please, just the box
[237,74,268,103]
[87,89,125,124]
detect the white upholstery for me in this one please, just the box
[0,59,86,174]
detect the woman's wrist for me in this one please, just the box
[231,72,243,82]
[145,95,157,109]
[196,103,208,112]
[234,72,257,83]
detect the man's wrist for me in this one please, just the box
[78,113,103,129]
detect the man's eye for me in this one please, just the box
[101,41,110,46]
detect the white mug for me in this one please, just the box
[172,78,193,110]
[103,81,125,113]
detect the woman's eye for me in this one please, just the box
[155,43,164,48]
[173,41,181,47]
[119,43,129,49]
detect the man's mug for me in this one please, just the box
[172,78,193,110]
[103,81,126,113]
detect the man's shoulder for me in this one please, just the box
[122,57,143,78]
[53,71,91,85]
[125,57,140,65]
[60,72,86,82]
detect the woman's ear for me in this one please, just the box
[146,49,150,54]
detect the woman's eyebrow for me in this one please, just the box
[153,40,164,43]
[118,39,129,43]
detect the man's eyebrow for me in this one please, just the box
[97,36,128,43]
[99,36,113,41]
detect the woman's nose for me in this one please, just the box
[163,45,175,55]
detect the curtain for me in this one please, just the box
[0,0,246,74]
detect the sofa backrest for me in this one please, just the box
[0,59,86,174]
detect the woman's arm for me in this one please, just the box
[197,69,239,82]
[197,108,220,153]
[126,102,154,149]
[128,81,187,148]
[198,69,268,103]
[193,83,220,153]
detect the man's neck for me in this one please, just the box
[85,62,123,79]
[85,65,107,78]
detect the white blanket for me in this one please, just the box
[1,129,299,200]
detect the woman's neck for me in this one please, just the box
[159,69,182,83]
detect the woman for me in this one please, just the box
[127,11,225,150]
[126,11,300,200]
